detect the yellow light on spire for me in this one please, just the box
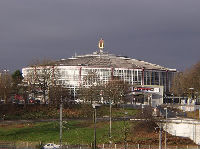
[98,38,104,49]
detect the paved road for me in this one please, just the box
[157,106,187,118]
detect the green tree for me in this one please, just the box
[12,70,23,85]
[11,70,23,95]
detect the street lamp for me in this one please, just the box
[60,96,63,149]
[109,96,112,146]
[124,111,128,149]
[92,103,101,149]
[142,104,144,114]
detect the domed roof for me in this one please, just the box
[53,52,175,71]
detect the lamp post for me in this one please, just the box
[109,96,112,145]
[60,96,63,149]
[142,104,144,114]
[92,103,101,149]
[124,111,128,149]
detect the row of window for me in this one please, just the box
[23,67,174,92]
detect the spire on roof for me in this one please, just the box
[98,38,104,54]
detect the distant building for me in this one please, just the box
[22,39,176,105]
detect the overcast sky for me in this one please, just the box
[0,0,200,72]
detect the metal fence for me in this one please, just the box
[0,142,199,149]
[0,142,16,149]
[60,144,200,149]
[96,144,200,149]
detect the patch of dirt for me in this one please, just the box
[86,121,109,129]
[127,121,196,145]
[0,123,34,129]
[74,120,92,128]
[127,130,195,145]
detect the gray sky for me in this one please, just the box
[0,0,200,72]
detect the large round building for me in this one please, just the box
[22,39,176,106]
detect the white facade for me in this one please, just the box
[22,53,176,100]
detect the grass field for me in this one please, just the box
[0,117,196,146]
[0,107,195,146]
[0,104,139,120]
[0,120,132,145]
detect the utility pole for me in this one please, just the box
[109,98,112,145]
[124,111,128,149]
[164,108,167,149]
[60,96,63,149]
[92,103,101,149]
[94,108,97,149]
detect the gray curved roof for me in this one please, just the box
[53,52,176,71]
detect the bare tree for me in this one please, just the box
[78,85,104,103]
[172,61,200,98]
[23,60,60,103]
[49,85,70,106]
[78,73,131,104]
[78,71,103,103]
[171,72,185,96]
[0,70,12,103]
[103,77,131,104]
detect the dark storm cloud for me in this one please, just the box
[0,0,200,71]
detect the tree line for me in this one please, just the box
[0,67,131,106]
[78,73,131,104]
[171,61,200,98]
[2,60,200,106]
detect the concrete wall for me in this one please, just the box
[178,105,200,112]
[163,118,200,145]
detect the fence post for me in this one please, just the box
[115,144,116,149]
[103,144,104,149]
[138,144,140,149]
[14,142,16,149]
[187,145,189,149]
[149,145,151,149]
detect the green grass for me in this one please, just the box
[98,106,138,118]
[113,108,138,117]
[2,105,139,120]
[0,120,133,145]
